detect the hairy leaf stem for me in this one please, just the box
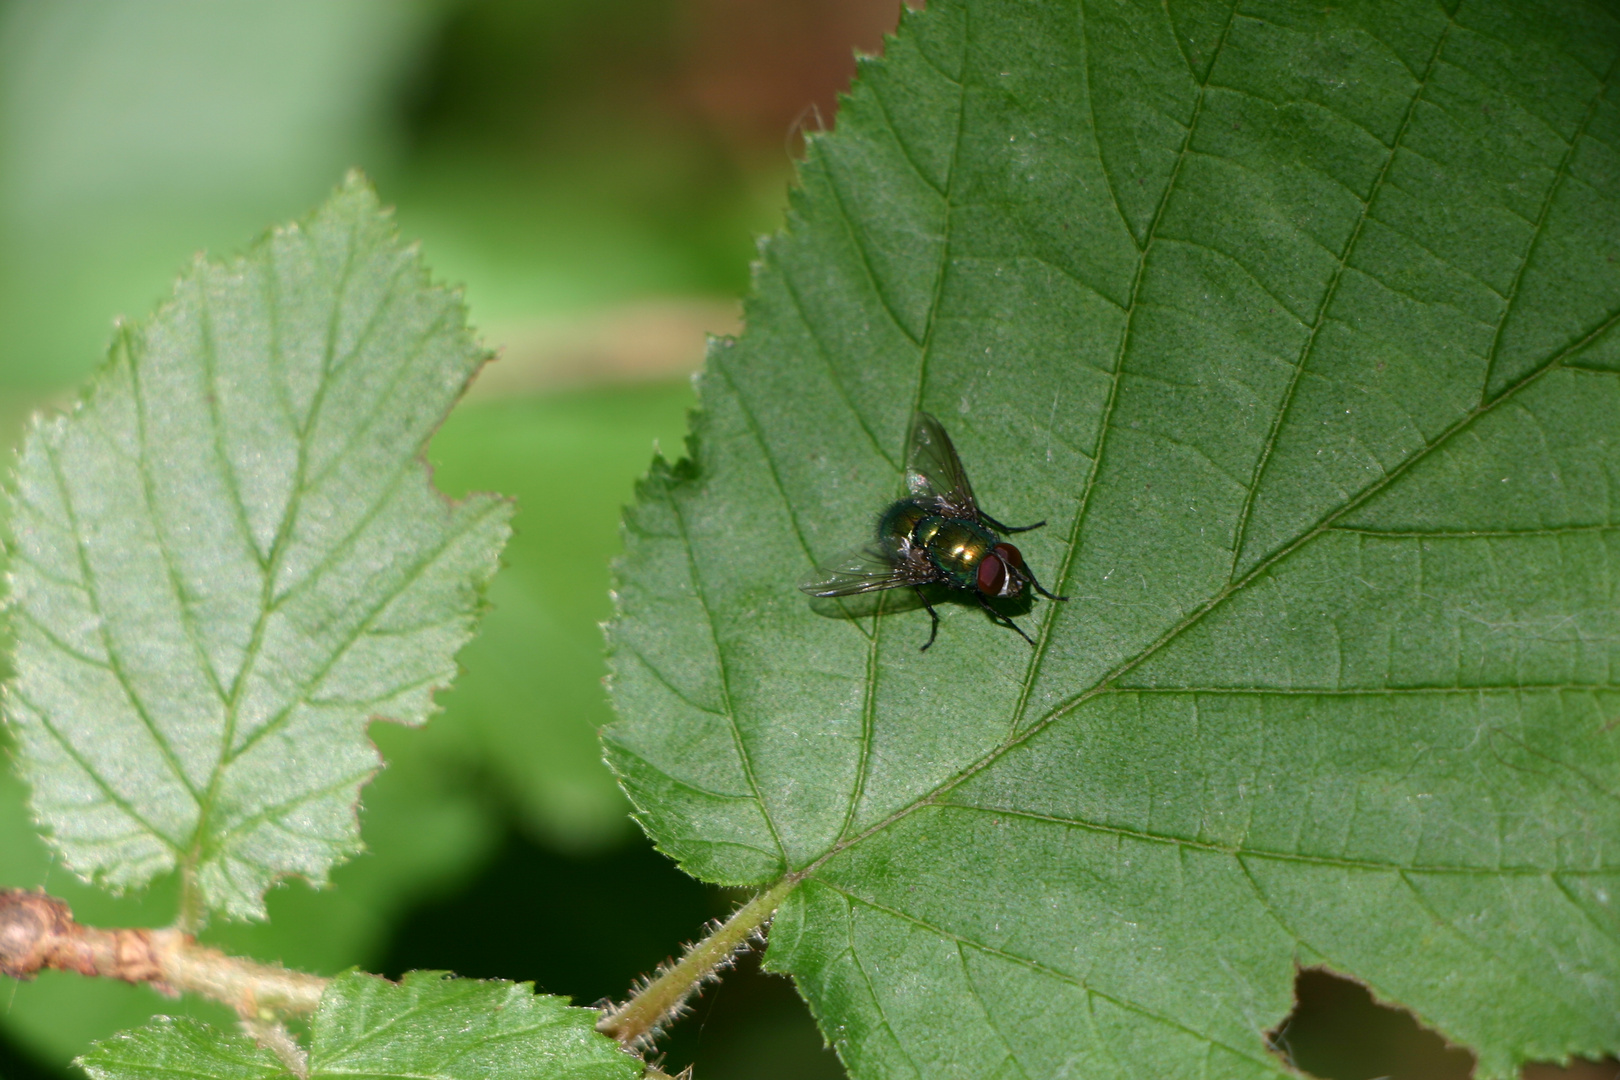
[597,876,796,1049]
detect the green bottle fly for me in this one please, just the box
[802,412,1066,651]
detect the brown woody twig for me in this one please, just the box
[0,889,327,1019]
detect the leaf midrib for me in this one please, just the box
[884,801,1612,877]
[184,223,365,879]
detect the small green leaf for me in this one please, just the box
[309,972,640,1080]
[79,972,641,1080]
[4,173,512,920]
[606,0,1620,1076]
[79,1018,283,1080]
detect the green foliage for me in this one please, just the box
[605,1,1620,1077]
[4,174,512,922]
[78,972,639,1080]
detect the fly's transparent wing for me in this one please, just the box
[800,542,936,596]
[906,411,977,514]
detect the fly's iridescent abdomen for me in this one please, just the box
[877,497,932,545]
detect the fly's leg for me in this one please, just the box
[914,586,941,651]
[979,510,1046,534]
[1027,565,1069,602]
[977,594,1036,646]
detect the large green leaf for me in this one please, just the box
[605,1,1620,1076]
[4,174,512,921]
[78,971,640,1080]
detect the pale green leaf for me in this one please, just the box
[79,1018,283,1080]
[79,972,640,1080]
[605,1,1620,1076]
[4,173,512,920]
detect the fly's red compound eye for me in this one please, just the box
[993,543,1028,596]
[976,552,1006,595]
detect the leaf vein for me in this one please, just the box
[1005,0,1242,738]
[663,457,789,865]
[1480,49,1620,402]
[8,685,182,852]
[41,436,201,804]
[619,643,727,718]
[938,802,1597,875]
[225,498,507,767]
[609,744,763,804]
[197,271,268,567]
[125,326,231,704]
[778,268,898,472]
[824,884,1283,1071]
[1229,12,1454,581]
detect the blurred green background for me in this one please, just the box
[0,3,1609,1079]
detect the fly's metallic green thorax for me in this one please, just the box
[879,510,997,590]
[924,519,997,586]
[802,412,1068,652]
